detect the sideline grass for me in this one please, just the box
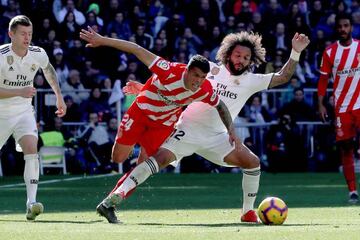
[0,173,359,240]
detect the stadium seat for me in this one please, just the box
[39,146,67,175]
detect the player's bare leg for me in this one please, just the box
[137,146,148,164]
[19,135,43,221]
[97,148,175,223]
[338,139,359,203]
[224,143,261,223]
[111,143,135,163]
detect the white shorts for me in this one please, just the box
[0,108,37,150]
[161,124,235,167]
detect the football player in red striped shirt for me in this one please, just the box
[318,13,360,203]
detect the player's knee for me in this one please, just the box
[111,152,127,163]
[251,155,260,168]
[153,148,176,169]
[111,143,133,163]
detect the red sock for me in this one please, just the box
[341,147,357,192]
[109,168,136,198]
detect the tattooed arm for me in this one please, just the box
[216,100,240,149]
[268,33,310,88]
[42,63,67,117]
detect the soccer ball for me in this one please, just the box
[257,197,288,225]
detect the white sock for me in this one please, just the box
[114,157,159,197]
[23,154,39,208]
[242,166,260,214]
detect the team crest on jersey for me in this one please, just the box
[8,66,14,71]
[30,64,36,72]
[157,60,170,70]
[210,67,220,75]
[7,56,13,65]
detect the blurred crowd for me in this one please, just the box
[1,0,360,175]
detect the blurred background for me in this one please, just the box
[1,0,359,176]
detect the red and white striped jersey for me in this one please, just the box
[318,39,360,113]
[135,57,220,126]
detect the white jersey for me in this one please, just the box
[177,62,273,137]
[0,44,49,117]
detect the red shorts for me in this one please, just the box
[116,103,174,156]
[335,108,360,141]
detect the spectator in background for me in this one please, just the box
[62,95,81,123]
[2,0,21,21]
[249,11,266,35]
[309,0,324,27]
[58,11,81,48]
[134,24,154,49]
[288,15,311,40]
[52,48,69,86]
[264,22,289,58]
[86,3,104,28]
[107,117,118,143]
[281,76,302,104]
[279,87,315,122]
[260,0,286,30]
[67,39,86,70]
[177,27,203,55]
[76,112,113,173]
[295,50,316,86]
[352,11,360,38]
[244,94,272,123]
[80,87,111,121]
[53,0,85,25]
[34,18,53,47]
[84,60,100,85]
[151,38,168,59]
[266,113,307,172]
[265,48,286,73]
[106,12,132,40]
[208,26,223,51]
[61,69,89,105]
[192,16,210,44]
[161,13,185,53]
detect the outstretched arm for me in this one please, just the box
[42,63,67,117]
[216,100,241,150]
[268,33,310,88]
[80,26,157,67]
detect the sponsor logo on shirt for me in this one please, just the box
[3,79,32,87]
[336,67,360,77]
[214,83,238,99]
[157,89,190,107]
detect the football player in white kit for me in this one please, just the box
[98,31,310,224]
[0,15,67,220]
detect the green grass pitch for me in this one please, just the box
[0,173,359,240]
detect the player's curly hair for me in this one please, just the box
[216,31,266,67]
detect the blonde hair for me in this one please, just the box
[9,15,32,32]
[216,31,266,67]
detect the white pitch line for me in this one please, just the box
[0,173,118,188]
